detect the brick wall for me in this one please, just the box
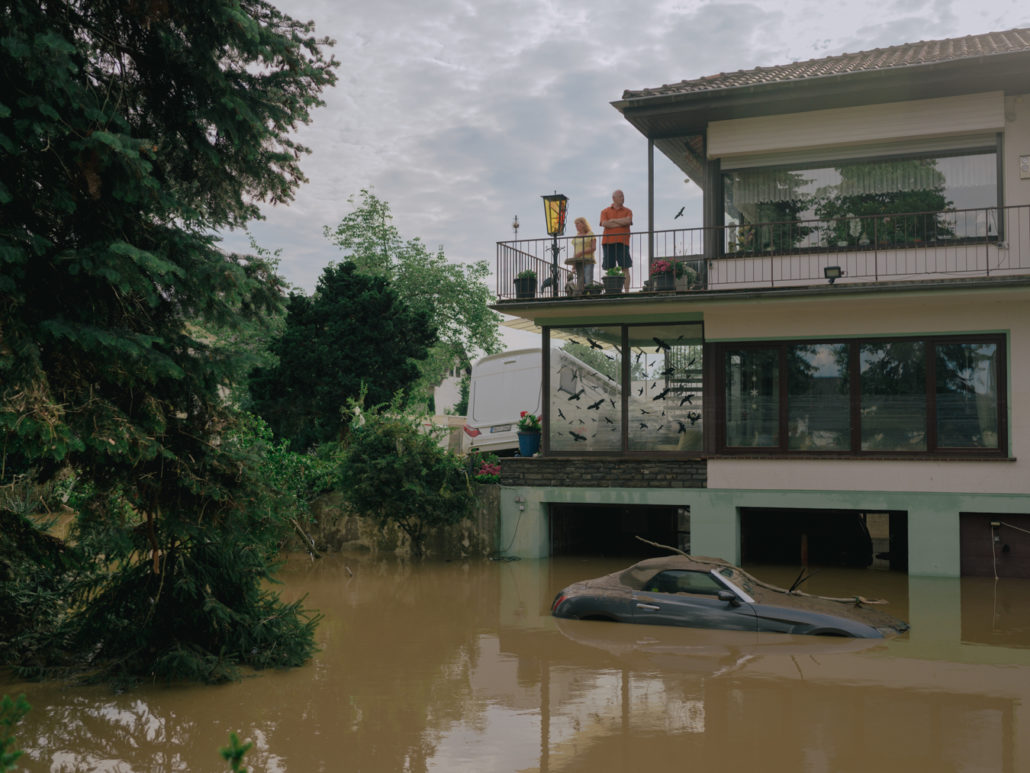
[499,457,707,488]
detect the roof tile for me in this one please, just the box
[623,27,1030,100]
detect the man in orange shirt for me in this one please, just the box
[600,189,633,270]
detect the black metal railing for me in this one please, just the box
[495,204,1030,300]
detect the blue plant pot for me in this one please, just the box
[517,431,541,457]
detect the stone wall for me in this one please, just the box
[302,484,501,560]
[499,457,707,488]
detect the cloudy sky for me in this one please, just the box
[221,0,1029,347]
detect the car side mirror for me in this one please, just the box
[718,590,741,606]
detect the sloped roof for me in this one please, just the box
[623,27,1030,101]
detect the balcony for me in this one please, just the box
[495,205,1030,301]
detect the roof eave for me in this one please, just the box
[613,51,1030,140]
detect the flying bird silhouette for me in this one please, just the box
[587,398,604,410]
[568,389,584,401]
[570,430,587,442]
[653,388,670,400]
[674,206,685,219]
[687,411,701,425]
[679,393,694,406]
[653,337,671,352]
[587,337,603,350]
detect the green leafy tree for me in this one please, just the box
[324,190,503,409]
[0,0,336,682]
[338,402,473,558]
[249,262,437,450]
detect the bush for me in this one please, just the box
[338,401,473,557]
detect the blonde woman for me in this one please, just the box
[566,217,597,294]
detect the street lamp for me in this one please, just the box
[541,193,568,297]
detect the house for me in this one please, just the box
[491,28,1030,577]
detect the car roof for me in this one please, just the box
[618,555,748,591]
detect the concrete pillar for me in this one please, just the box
[907,504,960,577]
[689,494,740,563]
[500,487,549,559]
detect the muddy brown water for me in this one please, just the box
[4,555,1030,772]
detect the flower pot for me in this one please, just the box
[651,272,675,291]
[603,275,625,294]
[513,277,537,299]
[516,430,541,456]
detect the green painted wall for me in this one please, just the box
[499,484,1030,577]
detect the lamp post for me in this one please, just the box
[541,193,568,298]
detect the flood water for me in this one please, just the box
[4,554,1030,772]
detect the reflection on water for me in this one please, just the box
[4,556,1030,772]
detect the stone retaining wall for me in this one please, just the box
[304,484,501,560]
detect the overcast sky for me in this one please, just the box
[220,0,1029,348]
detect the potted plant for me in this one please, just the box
[583,281,605,296]
[516,410,542,456]
[514,269,537,299]
[650,259,675,291]
[602,266,625,294]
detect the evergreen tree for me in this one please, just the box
[250,262,437,450]
[0,0,336,682]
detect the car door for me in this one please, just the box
[631,570,759,632]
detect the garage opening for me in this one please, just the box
[740,508,908,571]
[960,513,1030,578]
[549,504,689,557]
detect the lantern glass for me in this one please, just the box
[542,194,568,237]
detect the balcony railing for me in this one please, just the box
[495,205,1030,300]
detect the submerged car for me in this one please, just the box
[551,555,910,638]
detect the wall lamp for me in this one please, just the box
[824,265,843,284]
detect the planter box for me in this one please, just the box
[513,277,537,299]
[651,272,675,291]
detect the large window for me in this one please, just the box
[545,323,703,455]
[723,149,999,252]
[716,335,1005,456]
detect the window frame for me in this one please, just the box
[712,334,1008,458]
[542,322,705,457]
